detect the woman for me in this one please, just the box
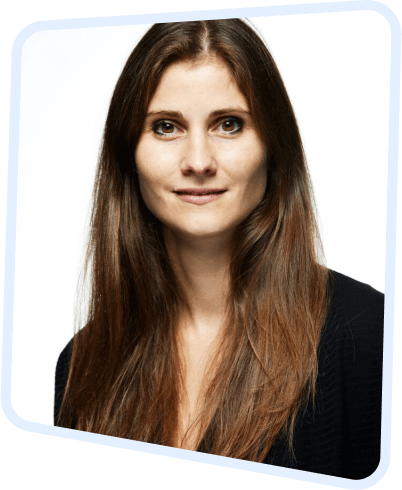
[54,19,384,480]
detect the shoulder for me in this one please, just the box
[328,270,384,312]
[320,270,384,377]
[54,338,73,425]
[54,326,92,426]
[309,271,383,479]
[56,338,73,377]
[56,323,91,374]
[325,270,384,336]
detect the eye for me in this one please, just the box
[152,120,178,136]
[216,117,243,134]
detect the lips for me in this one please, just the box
[175,188,225,195]
[174,188,226,205]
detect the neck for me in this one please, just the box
[163,228,232,336]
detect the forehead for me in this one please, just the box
[147,58,249,112]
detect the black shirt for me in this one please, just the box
[55,270,384,480]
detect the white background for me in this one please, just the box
[11,5,390,427]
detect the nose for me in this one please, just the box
[180,134,217,177]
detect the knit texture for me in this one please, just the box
[54,270,384,480]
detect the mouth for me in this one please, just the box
[175,188,226,196]
[174,188,226,205]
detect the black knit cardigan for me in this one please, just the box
[55,270,384,480]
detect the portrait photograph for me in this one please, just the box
[2,2,395,489]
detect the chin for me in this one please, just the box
[174,221,238,240]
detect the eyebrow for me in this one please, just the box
[146,107,252,119]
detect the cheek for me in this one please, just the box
[135,142,166,197]
[230,147,268,202]
[243,173,267,215]
[250,161,268,196]
[135,146,160,209]
[136,173,167,224]
[249,142,267,185]
[136,170,165,215]
[135,136,179,178]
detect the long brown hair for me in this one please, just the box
[57,19,329,462]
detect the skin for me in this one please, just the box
[135,57,268,448]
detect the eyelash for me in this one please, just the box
[151,117,244,137]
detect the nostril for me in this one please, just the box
[181,166,216,176]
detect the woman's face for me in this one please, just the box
[135,57,267,241]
